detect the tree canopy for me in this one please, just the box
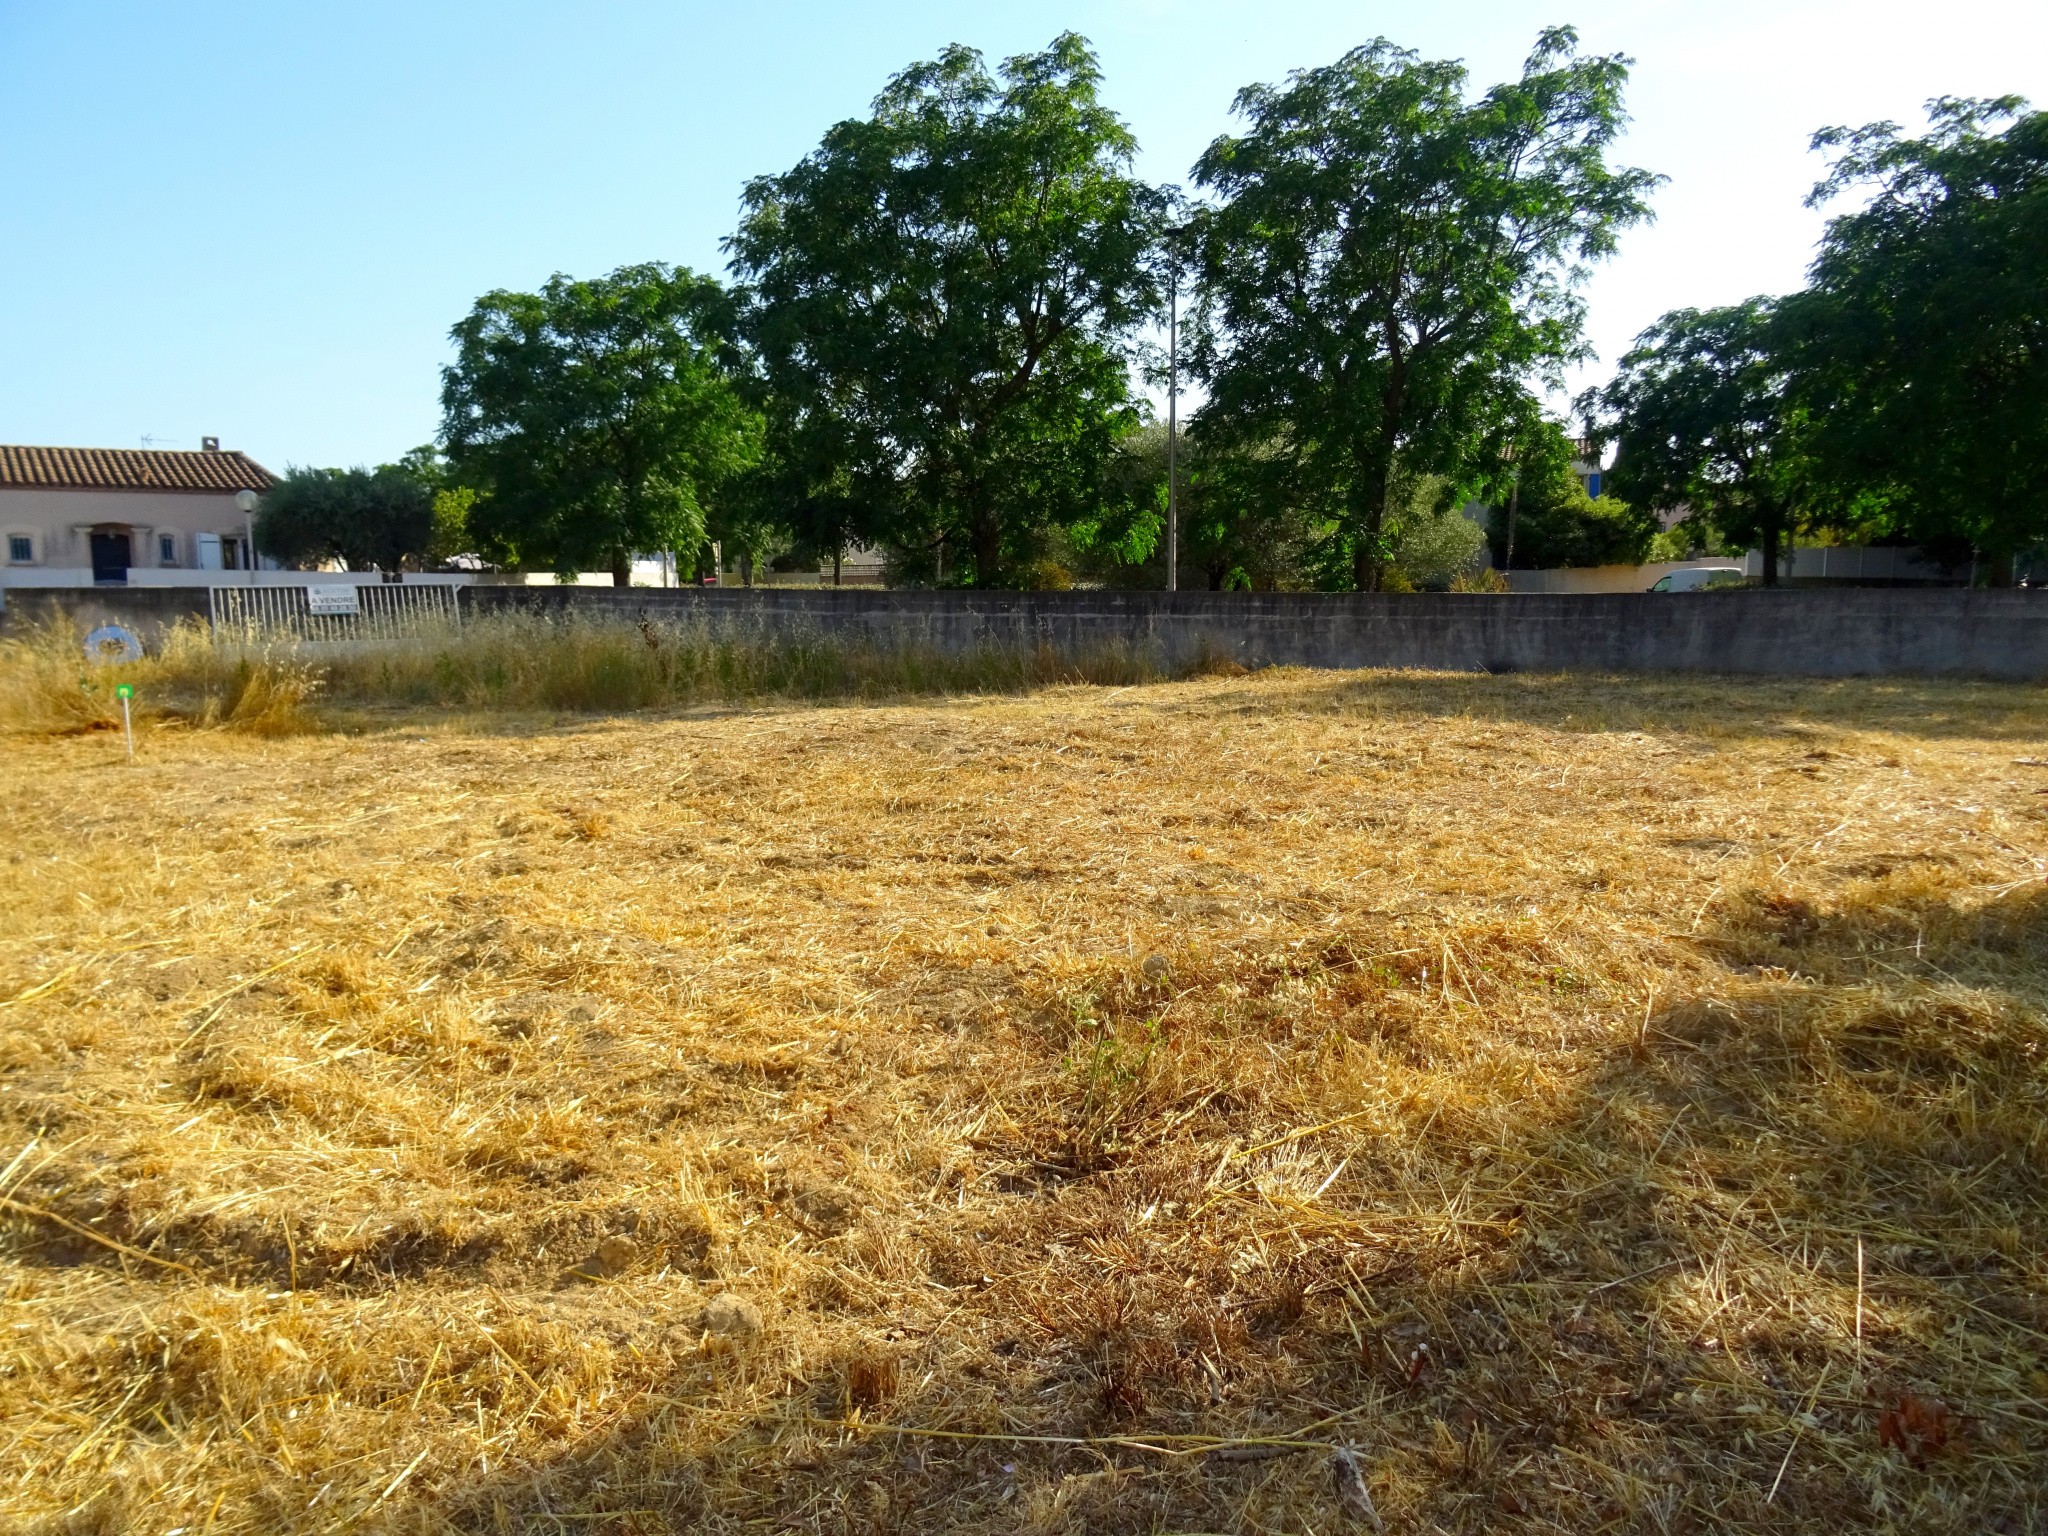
[729,34,1166,588]
[440,263,761,584]
[1383,474,1488,590]
[1491,461,1656,571]
[254,464,434,575]
[404,39,2048,588]
[1590,299,1809,584]
[1087,423,1318,591]
[1781,98,2048,577]
[1188,28,1658,588]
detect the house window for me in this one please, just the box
[6,534,31,564]
[159,533,179,564]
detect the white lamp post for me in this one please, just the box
[234,489,259,586]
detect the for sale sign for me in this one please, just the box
[306,586,361,616]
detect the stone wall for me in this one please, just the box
[12,583,2044,681]
[2,585,211,642]
[463,586,2048,681]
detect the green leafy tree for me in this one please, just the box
[1646,522,1730,562]
[1590,299,1808,585]
[724,407,891,586]
[699,465,787,588]
[1074,423,1328,591]
[729,34,1166,588]
[441,263,762,585]
[1096,428,1487,591]
[1188,28,1658,589]
[254,464,434,575]
[1782,98,2048,581]
[427,487,477,566]
[392,445,479,567]
[1490,465,1655,569]
[1386,473,1487,589]
[1484,421,1657,570]
[1182,440,1326,591]
[1044,417,1166,586]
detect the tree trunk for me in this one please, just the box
[1353,473,1392,591]
[1503,475,1522,571]
[1352,433,1401,591]
[1356,362,1408,592]
[971,514,1002,590]
[740,549,754,588]
[832,543,842,587]
[1759,517,1780,588]
[610,548,631,587]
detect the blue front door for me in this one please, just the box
[90,530,130,584]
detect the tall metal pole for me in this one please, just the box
[1166,267,1179,594]
[236,489,259,589]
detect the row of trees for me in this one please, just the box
[1595,98,2047,584]
[258,34,2046,588]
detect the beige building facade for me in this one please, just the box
[1,442,276,585]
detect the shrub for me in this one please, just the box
[1495,467,1659,568]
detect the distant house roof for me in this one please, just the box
[0,444,277,494]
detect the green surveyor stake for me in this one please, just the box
[116,683,134,760]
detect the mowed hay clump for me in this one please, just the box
[0,666,2044,1534]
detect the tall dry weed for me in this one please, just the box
[1,612,1172,729]
[0,621,322,736]
[0,621,134,734]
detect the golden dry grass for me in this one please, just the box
[1,665,2045,1534]
[0,614,1177,736]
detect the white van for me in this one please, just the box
[1648,566,1746,592]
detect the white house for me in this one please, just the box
[1,440,277,587]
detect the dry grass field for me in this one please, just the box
[1,659,2045,1535]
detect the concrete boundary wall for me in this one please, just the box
[463,586,2048,681]
[2,585,213,639]
[6,584,2042,681]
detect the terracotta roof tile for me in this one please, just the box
[0,445,276,494]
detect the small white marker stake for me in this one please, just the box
[116,683,134,760]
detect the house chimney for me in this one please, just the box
[201,436,220,452]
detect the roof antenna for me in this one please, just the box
[140,434,179,449]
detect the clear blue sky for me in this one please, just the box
[3,1,2043,472]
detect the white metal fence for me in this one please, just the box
[209,583,461,643]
